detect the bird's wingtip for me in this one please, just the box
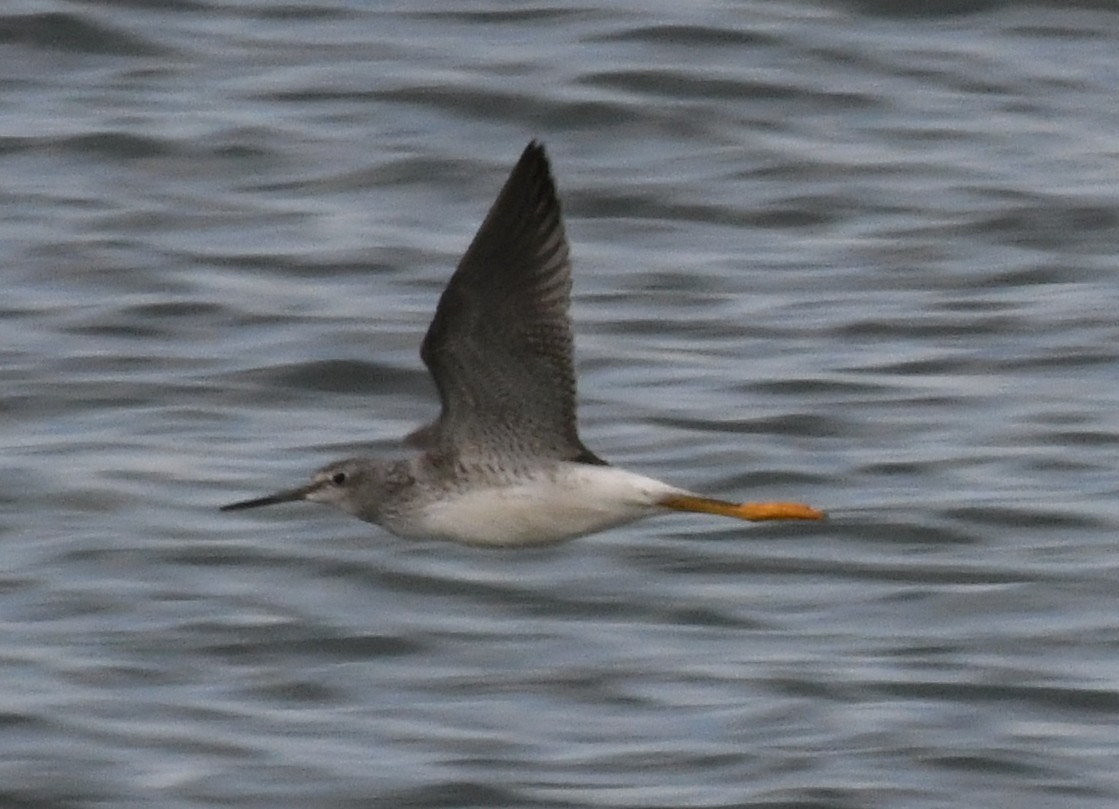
[522,139,548,161]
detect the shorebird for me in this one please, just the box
[221,141,824,546]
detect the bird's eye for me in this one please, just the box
[331,471,347,486]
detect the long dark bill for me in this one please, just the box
[220,485,312,512]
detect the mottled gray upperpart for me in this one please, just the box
[221,141,825,545]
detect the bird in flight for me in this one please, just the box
[222,141,824,546]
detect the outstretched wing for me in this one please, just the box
[414,141,602,465]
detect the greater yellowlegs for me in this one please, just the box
[221,142,824,546]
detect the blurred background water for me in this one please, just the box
[2,1,1119,807]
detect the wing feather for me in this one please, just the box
[415,142,603,465]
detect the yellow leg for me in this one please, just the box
[659,494,825,522]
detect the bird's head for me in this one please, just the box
[220,457,393,522]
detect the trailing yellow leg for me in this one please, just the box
[659,494,825,522]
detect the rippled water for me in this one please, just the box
[3,1,1119,807]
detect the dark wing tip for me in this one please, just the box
[419,139,562,364]
[524,138,546,159]
[514,140,554,192]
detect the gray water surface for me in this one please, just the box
[3,2,1119,807]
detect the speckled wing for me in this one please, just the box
[413,141,603,465]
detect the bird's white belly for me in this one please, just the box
[412,464,684,547]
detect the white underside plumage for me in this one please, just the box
[409,463,687,547]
